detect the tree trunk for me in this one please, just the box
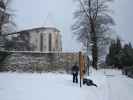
[92,40,98,70]
[90,19,98,70]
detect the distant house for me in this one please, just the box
[5,27,62,52]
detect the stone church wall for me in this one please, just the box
[0,51,81,73]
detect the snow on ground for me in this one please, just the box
[0,69,133,100]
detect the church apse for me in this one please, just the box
[5,27,62,52]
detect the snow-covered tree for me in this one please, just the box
[72,0,115,69]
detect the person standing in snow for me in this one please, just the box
[71,63,79,83]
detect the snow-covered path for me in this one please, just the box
[0,69,133,100]
[104,69,133,100]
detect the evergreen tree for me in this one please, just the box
[106,40,133,68]
[121,43,133,67]
[106,38,123,68]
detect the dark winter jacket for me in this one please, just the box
[71,65,79,74]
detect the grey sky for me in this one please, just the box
[112,0,133,44]
[12,0,133,52]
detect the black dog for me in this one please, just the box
[83,78,98,87]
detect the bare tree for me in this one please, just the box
[0,0,15,50]
[72,0,115,69]
[0,0,15,35]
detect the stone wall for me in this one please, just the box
[0,51,81,73]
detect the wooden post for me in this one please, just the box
[79,51,82,87]
[79,51,84,87]
[79,51,86,88]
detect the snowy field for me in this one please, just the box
[0,69,133,100]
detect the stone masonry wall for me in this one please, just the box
[0,51,80,73]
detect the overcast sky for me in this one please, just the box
[12,0,133,52]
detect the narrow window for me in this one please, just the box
[40,33,43,52]
[49,33,52,51]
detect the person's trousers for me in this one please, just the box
[73,73,78,83]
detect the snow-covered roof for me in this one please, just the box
[3,27,60,36]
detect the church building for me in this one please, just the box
[6,27,62,52]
